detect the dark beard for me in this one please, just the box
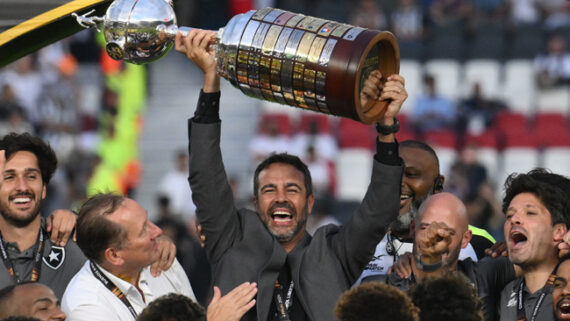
[0,209,40,228]
[0,195,41,228]
[264,202,308,243]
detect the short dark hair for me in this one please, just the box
[137,293,206,321]
[253,153,312,198]
[400,140,440,169]
[408,272,483,321]
[335,282,419,321]
[0,282,36,319]
[77,193,128,263]
[0,133,57,185]
[0,284,17,315]
[502,168,570,227]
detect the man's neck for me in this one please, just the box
[0,215,41,251]
[522,260,558,294]
[281,231,306,254]
[100,262,145,297]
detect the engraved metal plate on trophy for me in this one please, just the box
[216,8,400,123]
[73,0,400,124]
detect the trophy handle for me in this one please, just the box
[156,25,194,38]
[355,32,400,124]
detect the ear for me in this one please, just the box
[461,229,472,249]
[41,184,47,200]
[104,247,124,266]
[306,194,315,216]
[553,223,567,242]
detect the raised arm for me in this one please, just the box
[332,72,407,281]
[176,30,240,263]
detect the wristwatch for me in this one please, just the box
[415,255,443,272]
[375,117,399,135]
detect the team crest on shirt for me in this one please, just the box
[43,246,65,270]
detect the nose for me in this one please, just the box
[14,175,29,191]
[510,212,522,225]
[562,283,570,296]
[150,221,162,239]
[50,307,66,320]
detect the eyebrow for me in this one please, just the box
[507,204,541,212]
[4,168,40,174]
[33,297,54,305]
[285,183,302,189]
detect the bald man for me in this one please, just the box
[0,283,65,321]
[387,193,516,321]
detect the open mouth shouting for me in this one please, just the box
[508,228,528,250]
[269,203,296,226]
[557,298,570,320]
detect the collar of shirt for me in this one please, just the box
[93,262,154,310]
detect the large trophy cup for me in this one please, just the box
[74,0,400,124]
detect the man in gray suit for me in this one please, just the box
[175,30,408,321]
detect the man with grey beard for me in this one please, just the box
[355,140,495,285]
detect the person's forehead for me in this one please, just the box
[509,192,546,209]
[14,283,56,302]
[5,151,40,170]
[558,260,570,278]
[259,163,305,183]
[400,147,438,171]
[420,200,463,229]
[108,199,146,230]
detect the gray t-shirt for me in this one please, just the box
[499,277,554,321]
[0,228,86,298]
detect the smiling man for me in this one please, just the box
[553,254,570,321]
[0,133,85,298]
[499,170,570,321]
[61,193,195,321]
[176,29,407,321]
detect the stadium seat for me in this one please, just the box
[259,113,292,136]
[297,113,332,133]
[423,130,457,149]
[399,60,423,114]
[495,112,530,141]
[498,147,540,198]
[337,118,375,150]
[335,148,374,201]
[424,59,462,101]
[501,60,536,115]
[536,86,570,115]
[463,59,502,99]
[542,147,570,177]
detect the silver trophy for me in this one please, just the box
[73,0,400,123]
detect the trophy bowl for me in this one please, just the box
[103,0,180,64]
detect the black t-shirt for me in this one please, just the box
[387,256,516,321]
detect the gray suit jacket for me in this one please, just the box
[188,120,403,321]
